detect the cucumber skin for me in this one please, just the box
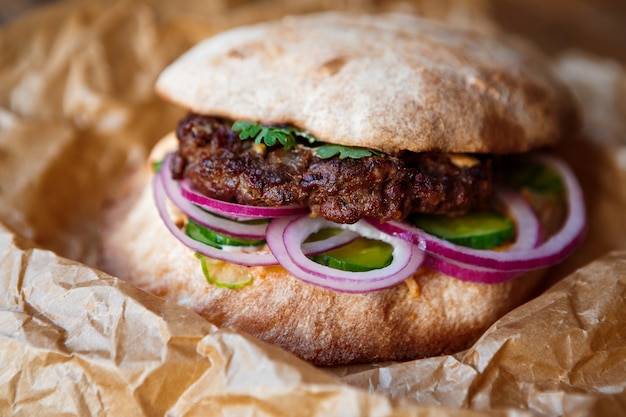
[196,254,253,289]
[308,237,393,272]
[186,220,265,248]
[412,212,515,250]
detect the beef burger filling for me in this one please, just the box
[171,113,495,224]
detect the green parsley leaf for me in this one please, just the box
[232,121,261,140]
[232,121,309,151]
[231,120,382,159]
[314,144,382,160]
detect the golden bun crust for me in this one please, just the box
[155,12,579,154]
[99,136,549,365]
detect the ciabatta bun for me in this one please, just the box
[156,12,578,154]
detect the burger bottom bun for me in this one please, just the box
[99,143,554,366]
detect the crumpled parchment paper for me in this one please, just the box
[1,0,626,416]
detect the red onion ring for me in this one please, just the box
[153,173,279,266]
[501,189,543,250]
[423,255,522,284]
[300,229,360,255]
[180,178,309,220]
[266,216,424,293]
[159,157,268,239]
[369,155,585,273]
[420,191,541,283]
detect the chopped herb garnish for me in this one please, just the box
[314,144,382,160]
[232,121,315,151]
[232,120,383,160]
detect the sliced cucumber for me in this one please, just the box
[308,237,393,272]
[195,253,253,289]
[506,161,564,194]
[304,227,343,243]
[412,211,515,249]
[185,219,265,249]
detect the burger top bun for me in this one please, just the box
[155,12,580,154]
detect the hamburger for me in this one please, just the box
[100,12,586,365]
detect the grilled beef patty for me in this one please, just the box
[170,113,494,224]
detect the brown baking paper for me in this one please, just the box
[1,0,626,416]
[1,226,464,416]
